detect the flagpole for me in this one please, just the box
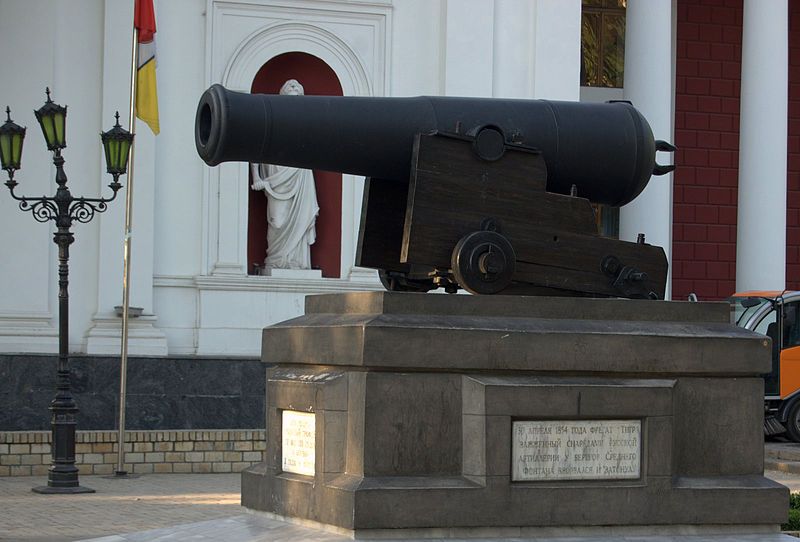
[115,11,139,478]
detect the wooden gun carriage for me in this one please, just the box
[195,84,674,298]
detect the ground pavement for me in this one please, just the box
[1,443,800,542]
[0,473,240,542]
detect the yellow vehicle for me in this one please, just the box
[729,290,800,440]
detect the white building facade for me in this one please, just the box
[0,0,789,357]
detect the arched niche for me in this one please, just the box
[223,22,371,96]
[248,52,344,278]
[209,19,377,278]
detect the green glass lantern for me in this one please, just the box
[0,107,26,173]
[101,112,134,176]
[34,88,67,151]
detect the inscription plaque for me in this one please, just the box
[282,410,315,476]
[512,420,641,481]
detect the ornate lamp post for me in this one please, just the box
[1,89,133,494]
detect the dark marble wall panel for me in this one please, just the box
[0,354,266,431]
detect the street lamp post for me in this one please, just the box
[0,89,133,494]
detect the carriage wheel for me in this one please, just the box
[451,231,515,295]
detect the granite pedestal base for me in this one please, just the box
[242,292,788,534]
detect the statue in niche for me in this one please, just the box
[251,79,319,271]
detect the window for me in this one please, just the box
[755,309,777,336]
[581,0,626,88]
[784,303,800,348]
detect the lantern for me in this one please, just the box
[0,107,26,173]
[34,88,67,151]
[101,112,134,176]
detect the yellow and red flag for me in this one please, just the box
[135,0,159,135]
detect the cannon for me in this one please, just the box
[195,84,674,298]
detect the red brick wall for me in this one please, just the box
[672,0,742,300]
[788,2,800,290]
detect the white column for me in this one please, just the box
[52,0,105,352]
[531,0,581,101]
[442,0,494,97]
[85,0,167,355]
[390,0,442,97]
[736,0,788,292]
[153,0,205,279]
[620,0,675,298]
[491,0,581,101]
[0,0,59,352]
[492,0,534,99]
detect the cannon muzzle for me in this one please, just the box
[195,84,671,207]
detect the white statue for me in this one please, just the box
[251,79,319,271]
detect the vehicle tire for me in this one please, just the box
[785,401,800,442]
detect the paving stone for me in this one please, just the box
[185,451,204,462]
[174,441,193,452]
[73,514,800,542]
[1,454,20,465]
[0,473,241,541]
[153,463,173,473]
[0,460,797,542]
[93,464,114,475]
[133,463,154,474]
[20,454,42,465]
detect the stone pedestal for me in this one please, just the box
[242,292,787,535]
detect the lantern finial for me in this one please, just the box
[45,87,52,103]
[5,107,10,122]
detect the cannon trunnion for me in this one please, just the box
[195,84,672,298]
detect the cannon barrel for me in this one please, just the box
[196,84,663,206]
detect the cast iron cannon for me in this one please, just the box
[195,84,674,297]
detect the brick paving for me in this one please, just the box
[0,473,241,542]
[0,465,798,541]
